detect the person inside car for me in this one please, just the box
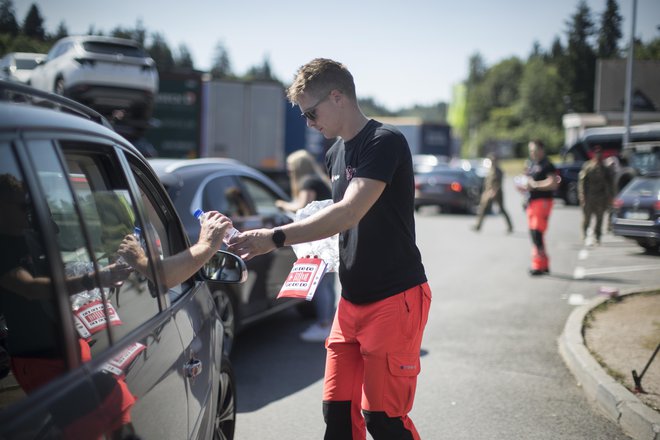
[116,210,234,289]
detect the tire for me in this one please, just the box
[214,289,237,356]
[214,356,236,440]
[565,181,579,206]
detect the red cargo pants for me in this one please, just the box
[526,198,553,271]
[323,282,431,440]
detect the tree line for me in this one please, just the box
[1,0,658,157]
[457,0,660,156]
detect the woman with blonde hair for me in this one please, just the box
[276,149,331,212]
[275,149,336,342]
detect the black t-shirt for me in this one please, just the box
[325,119,427,304]
[527,156,556,200]
[300,175,331,201]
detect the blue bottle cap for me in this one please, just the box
[193,209,204,219]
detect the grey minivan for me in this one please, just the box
[0,80,242,439]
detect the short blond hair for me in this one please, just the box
[286,58,357,104]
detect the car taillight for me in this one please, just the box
[75,58,95,66]
[613,198,624,209]
[450,182,462,192]
[414,181,421,190]
[654,200,660,212]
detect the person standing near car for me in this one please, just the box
[524,140,558,276]
[472,153,513,233]
[275,149,337,342]
[578,146,613,245]
[228,58,431,440]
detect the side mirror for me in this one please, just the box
[202,250,247,283]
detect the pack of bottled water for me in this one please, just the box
[291,199,339,272]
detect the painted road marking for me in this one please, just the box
[573,264,660,280]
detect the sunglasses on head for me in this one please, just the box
[300,92,331,121]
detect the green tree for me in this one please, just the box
[0,0,19,36]
[21,3,45,41]
[359,97,394,117]
[634,37,660,60]
[148,32,174,72]
[518,58,564,124]
[210,41,234,79]
[468,57,523,127]
[53,20,68,40]
[244,55,280,82]
[564,0,596,112]
[597,0,622,58]
[175,43,194,69]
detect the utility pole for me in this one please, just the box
[622,0,637,145]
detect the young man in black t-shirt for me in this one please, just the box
[228,59,431,440]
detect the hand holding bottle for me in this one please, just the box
[194,209,236,249]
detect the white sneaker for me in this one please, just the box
[300,323,331,342]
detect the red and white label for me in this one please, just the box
[74,299,122,335]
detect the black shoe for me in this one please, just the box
[529,268,549,276]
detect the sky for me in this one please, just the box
[13,0,660,110]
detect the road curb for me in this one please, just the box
[558,287,660,440]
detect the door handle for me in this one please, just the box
[184,358,203,378]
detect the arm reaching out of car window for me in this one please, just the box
[118,211,233,288]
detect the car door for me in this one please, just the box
[54,139,192,439]
[127,155,220,439]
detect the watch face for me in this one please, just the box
[273,229,285,247]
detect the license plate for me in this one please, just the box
[624,210,650,220]
[426,186,444,194]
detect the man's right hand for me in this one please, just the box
[227,228,276,260]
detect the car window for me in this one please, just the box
[0,143,79,408]
[622,178,660,198]
[83,42,146,58]
[129,161,192,302]
[54,142,162,356]
[203,175,255,217]
[239,176,281,216]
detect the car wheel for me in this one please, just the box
[54,77,65,96]
[214,356,236,440]
[214,289,237,356]
[565,182,579,206]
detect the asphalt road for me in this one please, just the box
[231,177,660,439]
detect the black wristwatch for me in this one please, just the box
[271,228,286,248]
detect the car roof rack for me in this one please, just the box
[0,79,114,131]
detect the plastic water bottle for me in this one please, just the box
[193,209,239,245]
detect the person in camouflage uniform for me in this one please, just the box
[578,146,614,244]
[473,153,513,233]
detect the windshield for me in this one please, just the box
[621,178,660,199]
[630,151,660,175]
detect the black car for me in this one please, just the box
[554,161,584,206]
[0,80,243,439]
[611,173,660,252]
[149,158,304,354]
[414,165,482,214]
